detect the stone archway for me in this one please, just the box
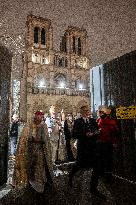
[55,97,73,114]
[27,99,49,123]
[32,100,49,114]
[76,100,89,112]
[0,45,12,186]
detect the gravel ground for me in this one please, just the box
[0,164,136,205]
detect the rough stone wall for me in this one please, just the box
[0,45,12,185]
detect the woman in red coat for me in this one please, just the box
[96,106,119,183]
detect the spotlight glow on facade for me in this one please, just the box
[45,58,49,64]
[59,81,65,88]
[38,80,46,88]
[79,83,83,90]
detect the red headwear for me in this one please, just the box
[34,111,44,117]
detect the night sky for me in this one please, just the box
[0,0,136,67]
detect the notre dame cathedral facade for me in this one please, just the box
[20,15,90,122]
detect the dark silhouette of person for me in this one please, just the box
[64,113,75,162]
[10,114,19,156]
[68,106,104,198]
[96,106,119,183]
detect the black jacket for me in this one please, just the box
[72,117,99,167]
[72,117,99,139]
[10,121,19,138]
[64,120,73,140]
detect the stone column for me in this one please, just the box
[39,27,41,48]
[70,35,73,54]
[19,53,28,122]
[85,35,89,57]
[49,26,53,65]
[0,46,12,186]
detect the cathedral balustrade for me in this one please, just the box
[28,86,90,97]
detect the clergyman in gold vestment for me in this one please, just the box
[13,111,53,193]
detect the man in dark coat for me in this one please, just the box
[10,114,19,156]
[68,106,104,198]
[64,113,75,162]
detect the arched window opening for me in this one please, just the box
[34,74,46,88]
[65,58,68,67]
[75,79,86,90]
[55,74,67,88]
[42,56,45,64]
[62,36,67,52]
[78,37,81,55]
[62,57,64,67]
[54,56,57,66]
[41,28,46,45]
[41,55,49,64]
[73,36,76,53]
[59,58,63,67]
[32,53,40,63]
[64,40,67,53]
[34,27,39,44]
[60,42,62,52]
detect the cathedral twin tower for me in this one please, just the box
[22,14,90,122]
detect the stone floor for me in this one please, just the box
[0,161,136,205]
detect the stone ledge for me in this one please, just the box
[30,87,90,97]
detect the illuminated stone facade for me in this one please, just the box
[21,15,90,122]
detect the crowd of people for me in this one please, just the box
[9,104,119,199]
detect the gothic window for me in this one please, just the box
[42,56,45,64]
[54,56,56,65]
[64,39,67,53]
[60,42,62,52]
[41,54,49,64]
[75,79,86,90]
[62,36,67,52]
[62,57,64,67]
[35,53,40,63]
[53,56,57,66]
[56,56,59,66]
[32,53,40,63]
[55,74,67,88]
[65,57,68,67]
[41,28,46,45]
[59,58,63,67]
[34,74,46,88]
[32,53,36,63]
[34,27,39,44]
[54,55,58,66]
[73,36,76,53]
[78,37,81,55]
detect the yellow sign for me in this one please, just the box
[116,106,136,119]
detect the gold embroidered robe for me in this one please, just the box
[13,122,53,192]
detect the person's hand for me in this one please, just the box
[86,132,94,137]
[56,121,61,127]
[74,140,77,148]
